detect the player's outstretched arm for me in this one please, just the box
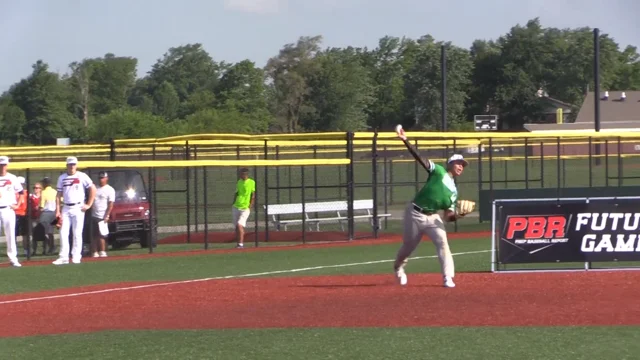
[395,124,431,172]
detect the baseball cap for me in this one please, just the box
[99,171,108,178]
[0,156,8,165]
[66,156,78,165]
[447,154,468,167]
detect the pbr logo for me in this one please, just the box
[502,215,570,247]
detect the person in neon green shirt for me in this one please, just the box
[232,168,255,248]
[392,126,473,288]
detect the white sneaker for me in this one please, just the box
[99,251,107,257]
[52,258,69,265]
[71,258,81,264]
[444,276,456,288]
[92,252,100,258]
[395,266,408,286]
[10,261,21,267]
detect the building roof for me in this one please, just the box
[542,96,573,110]
[524,121,640,132]
[574,91,640,123]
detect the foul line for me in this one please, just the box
[0,250,490,305]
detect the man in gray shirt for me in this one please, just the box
[91,171,115,258]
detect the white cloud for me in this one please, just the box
[223,0,284,14]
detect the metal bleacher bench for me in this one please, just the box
[264,199,392,231]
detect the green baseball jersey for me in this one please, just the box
[412,161,457,213]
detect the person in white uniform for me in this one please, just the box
[0,156,25,267]
[52,157,96,265]
[90,171,114,258]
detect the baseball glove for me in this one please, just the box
[456,200,476,216]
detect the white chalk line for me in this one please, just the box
[0,249,490,305]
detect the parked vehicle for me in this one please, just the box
[79,168,152,249]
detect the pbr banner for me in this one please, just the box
[498,201,640,263]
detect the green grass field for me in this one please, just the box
[3,142,640,359]
[1,224,638,359]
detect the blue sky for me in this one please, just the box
[0,0,637,91]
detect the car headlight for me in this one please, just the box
[125,189,136,199]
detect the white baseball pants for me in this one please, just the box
[0,207,18,263]
[394,202,455,278]
[58,205,86,261]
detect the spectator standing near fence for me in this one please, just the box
[15,176,28,256]
[25,182,42,255]
[0,156,25,267]
[90,171,114,258]
[232,168,255,248]
[52,157,96,265]
[39,177,57,255]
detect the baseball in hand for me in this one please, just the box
[395,124,406,140]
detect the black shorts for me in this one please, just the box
[91,217,107,238]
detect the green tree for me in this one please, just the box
[265,36,322,132]
[67,54,137,126]
[9,60,77,144]
[147,44,220,102]
[364,36,419,130]
[403,37,473,130]
[176,108,256,134]
[152,81,180,120]
[0,99,27,145]
[303,47,374,131]
[89,109,168,142]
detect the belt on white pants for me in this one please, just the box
[412,203,435,215]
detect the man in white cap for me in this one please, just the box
[0,156,25,267]
[52,156,96,265]
[392,126,474,288]
[90,171,114,258]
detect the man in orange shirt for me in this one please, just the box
[15,176,28,256]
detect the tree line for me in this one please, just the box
[0,18,639,145]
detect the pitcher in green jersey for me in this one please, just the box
[392,125,472,288]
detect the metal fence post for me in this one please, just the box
[524,137,529,189]
[489,138,494,198]
[453,138,458,233]
[372,130,379,239]
[301,165,306,244]
[109,139,116,161]
[194,151,199,234]
[588,137,593,188]
[25,169,32,261]
[148,166,155,254]
[414,139,419,193]
[617,137,623,186]
[263,140,269,243]
[383,145,389,229]
[605,139,609,187]
[151,145,157,254]
[313,146,318,201]
[185,141,191,243]
[253,163,259,247]
[556,137,561,197]
[540,141,545,188]
[347,132,355,241]
[203,166,209,250]
[477,138,483,223]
